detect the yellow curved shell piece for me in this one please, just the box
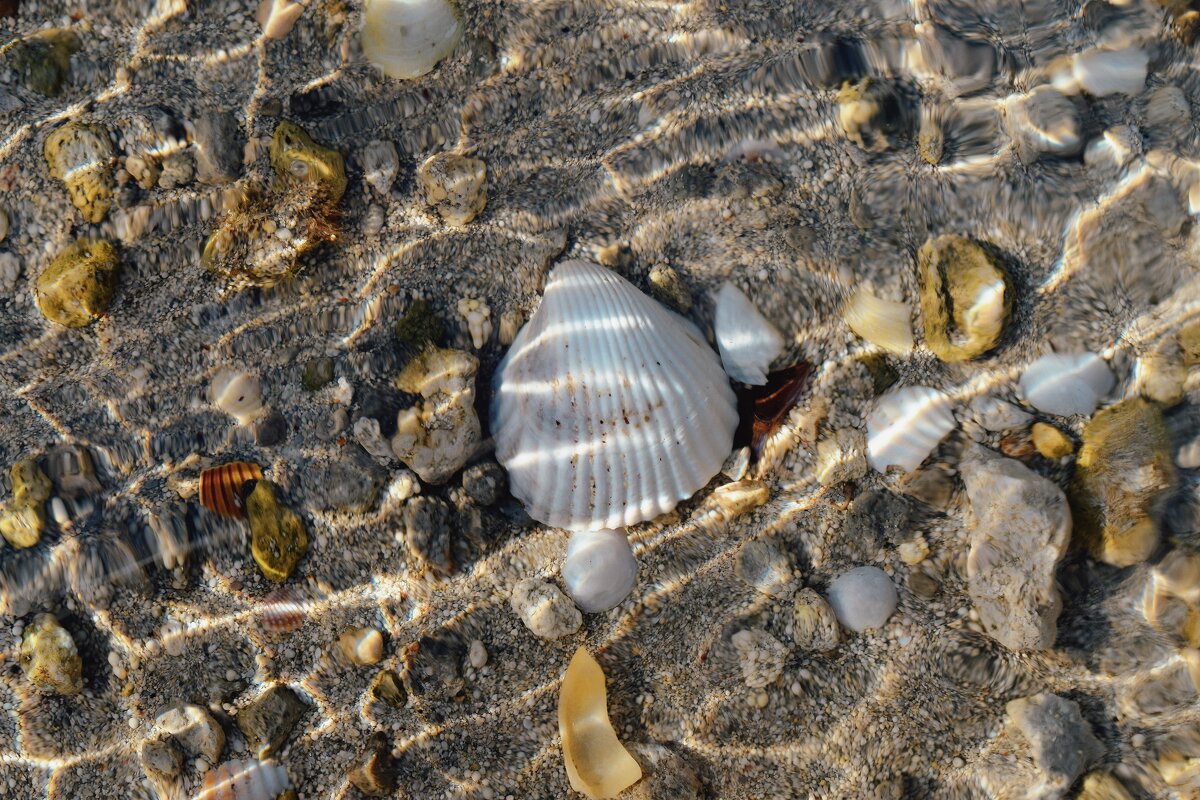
[558,647,641,799]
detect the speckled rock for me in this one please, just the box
[647,264,693,312]
[961,445,1070,650]
[1071,398,1175,567]
[403,496,453,575]
[918,235,1010,362]
[246,480,309,582]
[44,444,101,497]
[35,239,120,328]
[43,122,115,223]
[156,703,225,763]
[369,669,407,707]
[815,427,868,486]
[361,140,400,196]
[391,346,481,483]
[236,686,307,758]
[791,588,841,652]
[193,110,245,185]
[12,29,80,97]
[417,152,487,226]
[511,578,581,639]
[19,614,82,696]
[269,120,347,202]
[735,539,794,598]
[731,628,787,688]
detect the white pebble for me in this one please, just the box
[1018,352,1114,417]
[561,529,638,613]
[826,566,898,633]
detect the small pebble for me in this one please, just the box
[826,566,898,633]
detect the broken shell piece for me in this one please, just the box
[1019,352,1114,417]
[210,367,265,424]
[200,461,264,517]
[843,288,913,355]
[714,282,785,385]
[195,758,291,800]
[361,0,464,80]
[866,386,957,473]
[257,0,304,39]
[559,647,642,799]
[562,529,638,613]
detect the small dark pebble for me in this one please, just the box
[254,408,288,446]
[0,0,17,18]
[403,496,453,575]
[908,570,940,599]
[461,462,507,507]
[194,109,245,186]
[356,387,401,438]
[315,407,349,442]
[302,357,334,391]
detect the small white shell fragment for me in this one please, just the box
[562,529,638,613]
[1018,352,1114,417]
[468,639,488,669]
[257,0,304,39]
[843,288,913,355]
[714,281,785,385]
[209,367,264,424]
[361,139,400,196]
[510,578,581,639]
[826,566,898,633]
[195,758,291,800]
[1070,46,1148,97]
[492,260,738,531]
[969,395,1033,432]
[866,386,957,473]
[558,647,642,800]
[361,0,464,80]
[457,297,493,349]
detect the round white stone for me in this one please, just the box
[562,529,638,613]
[826,566,898,633]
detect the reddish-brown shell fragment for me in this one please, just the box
[258,586,307,634]
[200,461,264,517]
[738,363,812,458]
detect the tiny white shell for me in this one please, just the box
[195,758,290,800]
[209,367,264,424]
[714,282,785,385]
[493,260,737,531]
[866,386,956,473]
[843,288,913,355]
[562,529,638,613]
[361,0,464,80]
[1070,46,1148,97]
[1018,352,1114,417]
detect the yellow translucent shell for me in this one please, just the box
[558,648,642,799]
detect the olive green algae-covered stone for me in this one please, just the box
[43,122,115,223]
[19,614,83,696]
[236,685,307,757]
[12,29,80,97]
[11,458,51,505]
[269,120,347,202]
[1070,398,1175,567]
[35,239,119,327]
[0,503,45,548]
[918,234,1012,362]
[246,480,308,582]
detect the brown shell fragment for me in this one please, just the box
[258,587,308,634]
[200,461,264,517]
[739,363,812,458]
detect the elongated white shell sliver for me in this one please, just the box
[714,282,785,385]
[492,260,738,531]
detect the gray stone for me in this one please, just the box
[139,735,183,780]
[461,461,506,506]
[961,445,1070,650]
[1007,693,1103,798]
[236,685,307,758]
[302,447,385,513]
[402,496,452,576]
[253,407,288,446]
[734,539,793,597]
[193,110,244,185]
[510,578,581,639]
[826,566,898,633]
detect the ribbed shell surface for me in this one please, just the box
[491,260,738,531]
[200,462,263,517]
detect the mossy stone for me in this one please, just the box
[246,480,308,582]
[1180,319,1200,366]
[302,357,334,391]
[269,120,347,202]
[35,240,119,328]
[43,122,115,223]
[12,29,80,97]
[1070,398,1175,567]
[918,234,1011,362]
[395,299,444,354]
[19,613,82,695]
[236,685,307,757]
[10,458,51,505]
[1031,422,1074,459]
[0,502,44,548]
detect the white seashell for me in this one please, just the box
[1018,352,1114,417]
[562,529,638,613]
[843,288,913,355]
[866,386,957,473]
[826,566,898,633]
[257,0,304,39]
[492,260,738,531]
[714,282,785,385]
[195,758,290,800]
[361,0,464,80]
[1070,46,1148,97]
[209,367,264,424]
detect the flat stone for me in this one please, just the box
[236,685,307,758]
[193,110,244,185]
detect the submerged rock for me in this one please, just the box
[402,496,452,575]
[511,578,581,639]
[193,110,245,186]
[1071,398,1175,567]
[156,703,225,763]
[348,732,397,796]
[918,234,1010,362]
[12,29,80,97]
[35,239,120,328]
[1030,422,1074,459]
[19,614,82,696]
[826,566,898,633]
[961,445,1070,650]
[44,122,115,223]
[791,588,841,652]
[236,686,307,758]
[246,480,309,582]
[391,346,481,483]
[1,457,51,549]
[1019,352,1114,417]
[731,628,787,688]
[998,693,1103,799]
[268,120,347,202]
[339,627,384,666]
[417,152,487,226]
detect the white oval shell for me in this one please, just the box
[1018,352,1114,417]
[209,367,263,424]
[866,386,956,473]
[562,529,638,613]
[714,282,785,385]
[492,260,738,531]
[195,758,290,800]
[361,0,463,80]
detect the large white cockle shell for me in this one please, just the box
[361,0,463,80]
[1018,352,1114,417]
[714,282,785,385]
[866,385,957,473]
[492,260,738,531]
[562,529,638,613]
